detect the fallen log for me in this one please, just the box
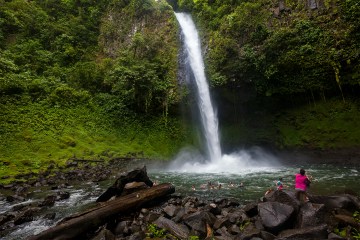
[28,183,175,240]
[96,165,153,202]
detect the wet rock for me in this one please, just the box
[235,222,260,240]
[260,230,276,240]
[6,195,24,202]
[3,184,14,189]
[57,191,70,200]
[39,195,56,207]
[258,202,295,234]
[172,207,185,223]
[91,227,115,240]
[229,224,242,235]
[243,202,258,218]
[264,190,300,212]
[183,211,216,237]
[207,203,221,216]
[334,214,360,228]
[145,212,161,223]
[14,207,41,225]
[0,213,15,227]
[15,186,28,196]
[228,209,249,224]
[154,216,190,239]
[115,221,131,235]
[310,194,360,212]
[44,212,56,220]
[215,226,233,239]
[128,231,146,240]
[213,217,231,230]
[297,202,326,228]
[328,232,346,239]
[276,223,328,239]
[163,205,179,218]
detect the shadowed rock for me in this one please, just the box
[276,223,328,239]
[154,216,190,239]
[96,166,153,202]
[258,202,295,234]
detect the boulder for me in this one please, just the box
[243,202,258,218]
[276,223,328,239]
[234,222,261,240]
[258,202,295,233]
[297,202,326,228]
[172,207,186,222]
[163,204,180,218]
[310,194,360,212]
[264,190,300,212]
[154,216,190,239]
[260,230,276,240]
[334,214,360,228]
[183,211,216,236]
[90,227,115,240]
[14,207,41,225]
[213,217,231,230]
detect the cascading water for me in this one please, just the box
[175,12,222,163]
[166,13,280,173]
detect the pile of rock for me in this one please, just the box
[96,190,360,240]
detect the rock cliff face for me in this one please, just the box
[98,1,178,59]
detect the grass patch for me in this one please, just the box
[0,95,191,183]
[276,99,360,149]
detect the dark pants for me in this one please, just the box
[296,189,308,203]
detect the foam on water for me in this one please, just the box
[165,147,280,174]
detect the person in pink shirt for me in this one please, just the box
[295,168,311,202]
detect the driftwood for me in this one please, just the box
[28,183,175,240]
[96,166,153,202]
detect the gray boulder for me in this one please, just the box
[276,223,328,239]
[297,202,326,228]
[258,202,295,233]
[183,211,216,237]
[154,216,190,239]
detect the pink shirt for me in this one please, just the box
[295,174,308,191]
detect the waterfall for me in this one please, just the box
[164,12,279,173]
[175,12,222,163]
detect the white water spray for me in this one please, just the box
[175,12,222,163]
[166,13,279,173]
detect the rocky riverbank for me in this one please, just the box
[23,167,360,239]
[1,162,360,240]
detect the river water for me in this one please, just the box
[1,162,359,240]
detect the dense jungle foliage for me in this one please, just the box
[0,0,191,180]
[0,0,359,181]
[172,0,360,150]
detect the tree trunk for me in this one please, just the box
[28,183,175,240]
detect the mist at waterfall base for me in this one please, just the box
[165,146,280,174]
[161,13,280,174]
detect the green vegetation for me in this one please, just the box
[1,0,360,182]
[146,223,167,238]
[174,0,360,151]
[334,211,360,239]
[176,0,360,98]
[0,0,190,183]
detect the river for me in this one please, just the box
[0,162,359,239]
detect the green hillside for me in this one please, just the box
[0,0,359,182]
